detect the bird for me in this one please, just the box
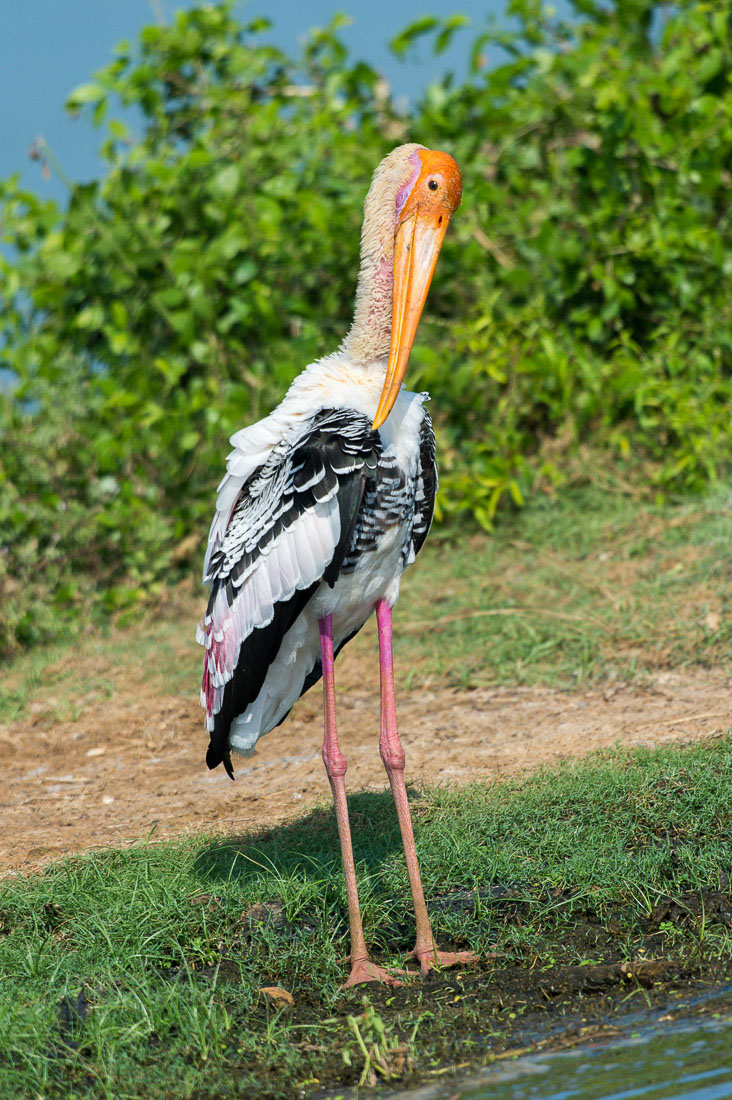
[197,143,476,987]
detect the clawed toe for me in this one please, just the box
[340,947,479,986]
[412,947,479,976]
[341,958,406,989]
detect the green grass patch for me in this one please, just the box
[2,736,731,1097]
[0,592,196,728]
[2,481,730,727]
[396,480,731,691]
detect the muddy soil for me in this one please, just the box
[1,640,730,873]
[210,886,732,1098]
[317,969,732,1099]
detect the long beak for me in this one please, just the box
[372,211,449,430]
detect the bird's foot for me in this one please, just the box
[341,957,405,989]
[412,945,479,976]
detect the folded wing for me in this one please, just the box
[198,408,380,777]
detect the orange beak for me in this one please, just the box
[372,150,462,430]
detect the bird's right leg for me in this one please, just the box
[319,614,402,989]
[376,599,477,975]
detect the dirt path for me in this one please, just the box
[1,653,730,873]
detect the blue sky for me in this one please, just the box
[0,1,509,203]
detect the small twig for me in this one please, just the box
[611,512,703,551]
[401,606,600,633]
[471,225,515,269]
[348,1015,373,1088]
[634,710,732,732]
[149,0,167,25]
[509,540,622,610]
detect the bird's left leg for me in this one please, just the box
[319,613,402,989]
[375,598,478,976]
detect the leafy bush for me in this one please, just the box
[408,0,732,522]
[1,0,730,653]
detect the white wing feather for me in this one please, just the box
[199,406,378,742]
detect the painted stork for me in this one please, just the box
[198,143,475,987]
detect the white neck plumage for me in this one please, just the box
[340,143,425,367]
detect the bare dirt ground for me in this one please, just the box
[2,639,730,875]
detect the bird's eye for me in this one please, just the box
[428,179,438,191]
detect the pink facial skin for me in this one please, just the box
[394,151,423,220]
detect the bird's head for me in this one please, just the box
[367,144,462,429]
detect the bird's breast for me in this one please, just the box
[311,514,408,640]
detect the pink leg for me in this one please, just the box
[376,599,477,975]
[319,615,402,989]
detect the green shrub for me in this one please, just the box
[1,0,730,653]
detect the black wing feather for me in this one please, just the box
[410,411,437,559]
[203,409,381,777]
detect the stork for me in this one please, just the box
[198,143,476,987]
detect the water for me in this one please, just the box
[389,986,732,1100]
[458,990,732,1100]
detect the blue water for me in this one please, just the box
[418,987,732,1100]
[459,996,732,1100]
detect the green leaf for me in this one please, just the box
[210,164,240,197]
[435,14,469,56]
[390,16,439,58]
[66,83,106,108]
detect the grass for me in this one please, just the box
[397,479,731,691]
[1,480,730,1095]
[1,736,731,1098]
[2,480,730,726]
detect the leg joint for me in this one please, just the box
[322,745,347,779]
[379,741,405,774]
